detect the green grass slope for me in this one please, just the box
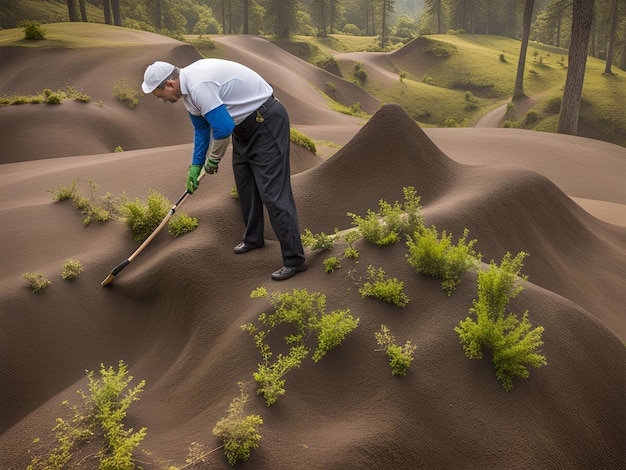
[275,33,626,146]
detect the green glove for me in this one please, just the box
[205,158,219,174]
[187,164,202,193]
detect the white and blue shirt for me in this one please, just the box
[179,59,273,165]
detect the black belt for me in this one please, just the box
[233,95,277,141]
[255,95,276,119]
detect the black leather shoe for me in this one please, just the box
[271,261,309,281]
[234,242,263,254]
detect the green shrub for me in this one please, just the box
[324,81,337,93]
[455,252,546,391]
[28,361,145,469]
[290,128,317,154]
[358,265,409,307]
[348,186,423,247]
[353,62,367,82]
[424,40,457,57]
[22,272,51,293]
[243,288,358,405]
[343,23,361,35]
[406,227,481,295]
[168,213,199,237]
[114,146,124,153]
[312,309,360,362]
[525,110,540,124]
[48,179,126,226]
[21,20,46,40]
[499,53,507,63]
[61,260,83,281]
[112,78,139,108]
[121,190,170,242]
[212,382,263,466]
[323,256,341,273]
[301,228,340,250]
[375,325,416,376]
[343,246,359,259]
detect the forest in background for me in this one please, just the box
[1,0,625,69]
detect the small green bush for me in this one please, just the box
[349,186,424,247]
[49,179,126,226]
[28,361,145,469]
[455,252,546,391]
[323,256,341,273]
[61,260,83,281]
[22,272,51,293]
[375,325,416,376]
[212,382,263,466]
[168,213,199,237]
[353,62,367,82]
[112,78,139,108]
[406,227,481,295]
[301,228,340,251]
[290,128,317,155]
[243,288,358,405]
[358,265,409,307]
[121,190,170,242]
[499,53,507,63]
[21,20,46,40]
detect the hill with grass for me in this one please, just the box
[271,33,626,147]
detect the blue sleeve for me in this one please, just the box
[188,104,235,166]
[189,113,211,166]
[205,104,235,139]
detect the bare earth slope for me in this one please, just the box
[0,26,624,469]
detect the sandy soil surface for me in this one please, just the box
[1,26,624,469]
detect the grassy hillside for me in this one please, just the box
[0,0,105,29]
[272,33,626,147]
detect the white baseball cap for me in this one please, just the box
[142,61,175,93]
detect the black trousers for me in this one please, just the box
[231,99,305,268]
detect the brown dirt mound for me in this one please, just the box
[0,27,624,470]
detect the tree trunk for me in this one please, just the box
[78,0,87,21]
[513,0,534,100]
[243,0,249,34]
[619,34,626,70]
[111,0,121,26]
[557,0,595,136]
[603,0,618,74]
[103,0,112,25]
[66,0,78,22]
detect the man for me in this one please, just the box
[141,59,307,281]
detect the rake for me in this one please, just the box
[101,169,206,286]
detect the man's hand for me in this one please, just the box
[187,165,202,193]
[205,158,219,175]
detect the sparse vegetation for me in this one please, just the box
[21,20,46,40]
[348,186,424,247]
[301,228,340,251]
[375,324,416,376]
[168,213,199,237]
[455,252,546,391]
[212,382,263,466]
[61,259,84,280]
[121,190,170,242]
[112,78,139,108]
[323,256,341,273]
[48,179,126,226]
[22,272,51,293]
[28,361,146,469]
[290,128,317,154]
[243,288,359,405]
[358,265,409,307]
[406,227,481,295]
